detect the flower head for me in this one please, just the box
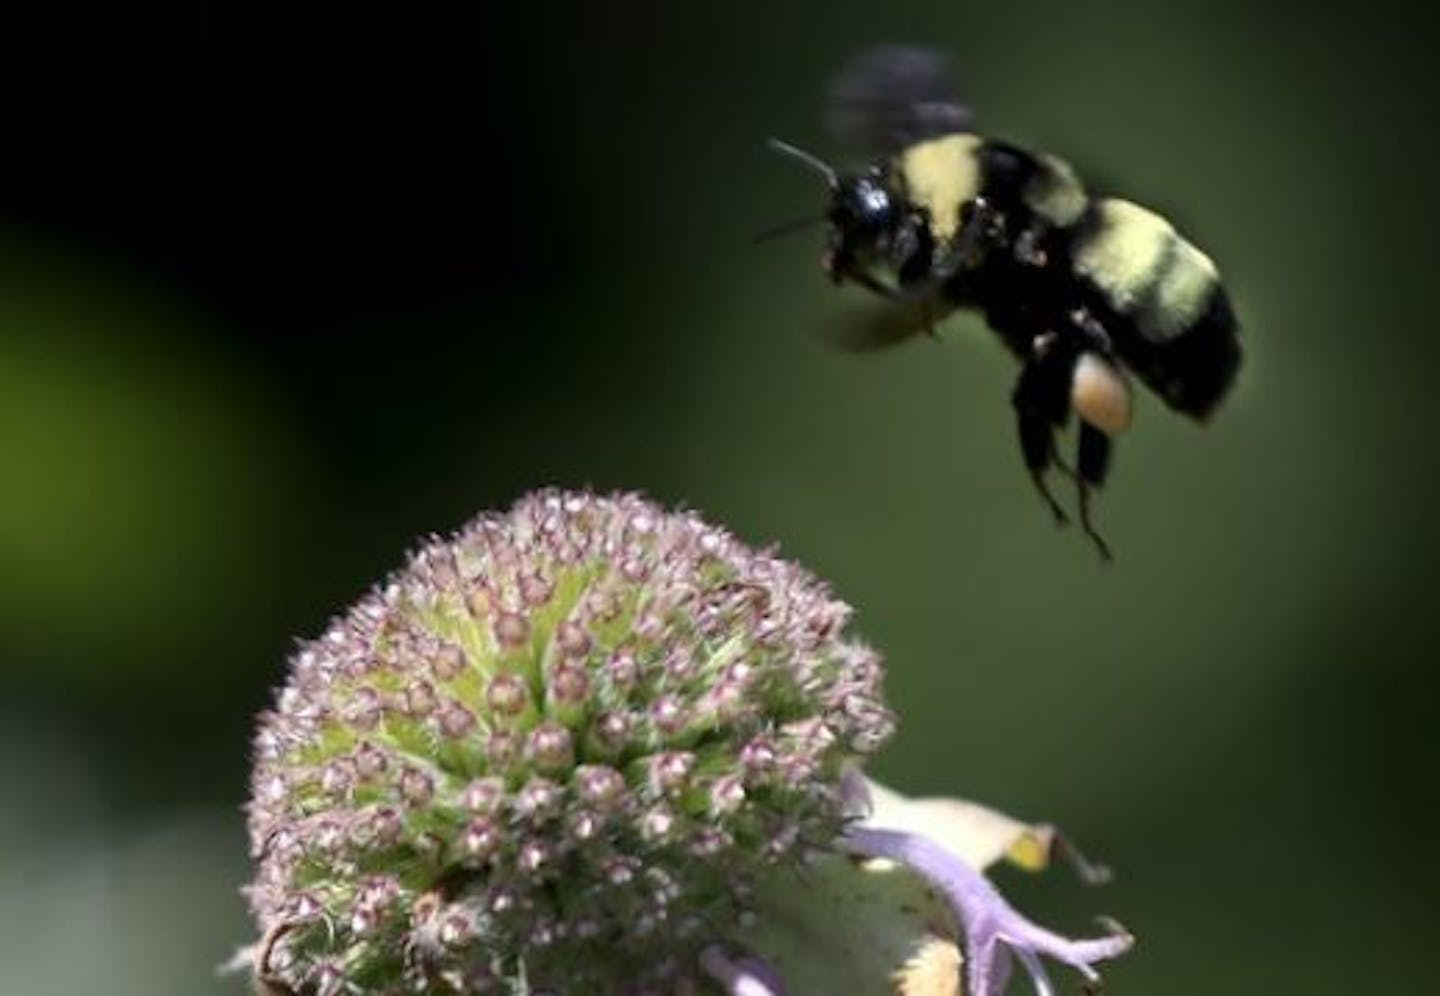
[244,489,893,993]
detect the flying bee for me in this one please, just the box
[767,46,1242,559]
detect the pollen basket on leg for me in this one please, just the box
[1070,353,1133,436]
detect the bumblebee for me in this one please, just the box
[769,46,1242,559]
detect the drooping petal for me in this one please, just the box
[863,778,1109,883]
[840,826,1133,996]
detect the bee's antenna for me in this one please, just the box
[765,138,839,189]
[754,214,826,243]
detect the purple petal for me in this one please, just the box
[699,944,788,996]
[840,826,1133,996]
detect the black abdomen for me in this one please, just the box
[1067,198,1241,418]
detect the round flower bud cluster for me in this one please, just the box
[245,489,894,994]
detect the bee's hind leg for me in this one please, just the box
[1015,409,1070,526]
[1013,357,1073,528]
[1075,422,1114,562]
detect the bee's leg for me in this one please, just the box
[1013,340,1090,528]
[1013,360,1071,526]
[1017,411,1069,526]
[1051,448,1081,483]
[946,196,1000,271]
[891,214,945,340]
[887,201,993,314]
[1075,422,1114,561]
[893,212,935,288]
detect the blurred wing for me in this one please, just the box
[812,295,954,354]
[827,45,976,159]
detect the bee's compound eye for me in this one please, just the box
[836,177,892,235]
[1071,353,1132,435]
[857,183,889,215]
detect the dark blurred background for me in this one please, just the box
[1,1,1435,992]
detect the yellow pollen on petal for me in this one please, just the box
[893,937,962,996]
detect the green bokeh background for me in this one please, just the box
[2,1,1435,992]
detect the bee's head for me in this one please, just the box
[766,139,898,283]
[825,170,897,274]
